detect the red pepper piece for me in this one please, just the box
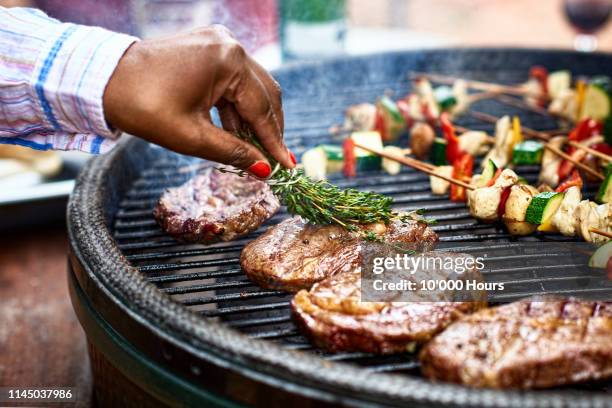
[440,112,462,165]
[529,66,548,104]
[450,152,474,202]
[591,142,612,156]
[497,186,512,218]
[568,118,602,142]
[558,149,587,181]
[373,108,386,141]
[342,138,356,178]
[555,169,583,193]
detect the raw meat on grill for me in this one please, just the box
[419,296,612,389]
[240,216,438,292]
[154,167,280,244]
[291,251,486,354]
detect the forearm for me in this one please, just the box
[0,6,137,153]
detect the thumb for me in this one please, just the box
[193,121,272,178]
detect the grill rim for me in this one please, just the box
[67,49,612,407]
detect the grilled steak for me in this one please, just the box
[291,251,485,354]
[240,216,438,292]
[420,296,612,389]
[154,167,280,244]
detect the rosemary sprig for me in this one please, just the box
[269,167,393,227]
[217,130,434,238]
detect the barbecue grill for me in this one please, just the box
[67,49,612,407]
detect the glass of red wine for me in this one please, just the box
[564,0,612,51]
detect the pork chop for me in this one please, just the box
[240,216,438,292]
[154,167,279,244]
[419,296,612,388]
[291,251,486,354]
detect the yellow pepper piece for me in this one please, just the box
[508,116,524,157]
[576,79,586,121]
[537,219,557,232]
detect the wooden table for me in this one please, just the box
[0,225,93,407]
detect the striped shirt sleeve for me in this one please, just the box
[0,7,138,154]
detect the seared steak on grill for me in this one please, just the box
[291,251,485,354]
[240,216,438,292]
[154,167,280,244]
[419,296,612,389]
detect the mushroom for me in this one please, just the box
[410,123,435,159]
[502,184,539,236]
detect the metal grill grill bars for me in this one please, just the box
[111,77,611,384]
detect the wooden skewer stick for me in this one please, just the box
[544,144,605,180]
[468,110,605,180]
[590,227,612,239]
[353,142,474,190]
[568,140,612,163]
[393,148,471,182]
[465,90,505,103]
[409,72,543,98]
[493,94,561,120]
[469,110,595,150]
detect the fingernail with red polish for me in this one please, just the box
[289,150,297,166]
[248,161,271,178]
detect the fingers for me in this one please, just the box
[248,59,285,133]
[227,59,294,169]
[185,120,272,178]
[216,99,242,133]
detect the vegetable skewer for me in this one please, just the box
[354,138,611,244]
[469,110,606,180]
[409,72,539,98]
[412,70,612,126]
[352,142,474,190]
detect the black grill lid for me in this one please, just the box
[68,49,612,407]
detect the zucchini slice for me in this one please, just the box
[377,96,405,142]
[596,163,612,204]
[350,131,383,171]
[525,191,565,225]
[431,138,448,166]
[512,140,544,165]
[589,241,612,269]
[581,77,612,121]
[477,159,498,188]
[604,116,612,145]
[434,86,457,111]
[320,144,344,174]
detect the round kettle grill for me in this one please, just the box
[67,49,612,407]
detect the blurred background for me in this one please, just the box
[1,0,611,231]
[2,0,612,67]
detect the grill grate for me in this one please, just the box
[111,78,612,387]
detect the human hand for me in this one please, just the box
[103,25,294,178]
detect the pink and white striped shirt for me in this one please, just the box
[0,7,138,154]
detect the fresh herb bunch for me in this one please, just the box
[217,130,434,237]
[269,167,393,227]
